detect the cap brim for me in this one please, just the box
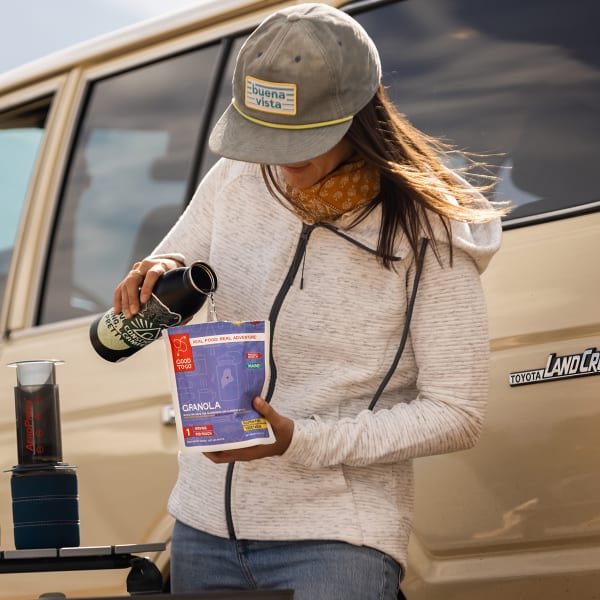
[208,103,353,165]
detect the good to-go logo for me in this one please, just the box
[169,333,195,372]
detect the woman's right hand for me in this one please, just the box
[113,257,183,318]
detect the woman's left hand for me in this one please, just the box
[204,396,294,464]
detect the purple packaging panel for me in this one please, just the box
[164,320,274,452]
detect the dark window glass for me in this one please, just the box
[39,44,220,324]
[354,0,600,223]
[0,98,50,311]
[200,35,248,177]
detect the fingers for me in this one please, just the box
[253,397,294,455]
[118,264,144,318]
[252,395,270,417]
[203,398,294,464]
[113,258,173,318]
[252,396,282,428]
[114,264,142,316]
[138,261,167,304]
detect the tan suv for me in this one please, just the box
[1,0,599,597]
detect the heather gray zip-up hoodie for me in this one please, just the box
[153,158,501,572]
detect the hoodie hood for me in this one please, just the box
[332,182,502,274]
[443,215,502,273]
[432,170,502,273]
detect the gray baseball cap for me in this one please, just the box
[208,3,381,165]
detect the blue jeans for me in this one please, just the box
[171,520,403,599]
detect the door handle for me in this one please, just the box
[161,403,175,426]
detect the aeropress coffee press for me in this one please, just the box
[6,360,79,549]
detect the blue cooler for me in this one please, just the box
[11,465,80,549]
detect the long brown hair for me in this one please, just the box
[262,85,509,268]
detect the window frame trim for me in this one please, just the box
[0,74,77,337]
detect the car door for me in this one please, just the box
[353,0,600,597]
[0,33,231,599]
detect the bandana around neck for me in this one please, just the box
[285,160,381,224]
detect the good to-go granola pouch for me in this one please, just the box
[163,320,274,452]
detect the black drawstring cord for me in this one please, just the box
[368,238,429,411]
[299,248,307,289]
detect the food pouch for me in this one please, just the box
[163,320,274,452]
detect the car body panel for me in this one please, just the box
[0,0,598,597]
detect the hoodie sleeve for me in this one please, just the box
[283,244,492,468]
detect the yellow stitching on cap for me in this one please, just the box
[232,100,353,130]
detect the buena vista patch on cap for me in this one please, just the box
[245,75,297,115]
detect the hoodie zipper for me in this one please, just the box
[224,222,314,539]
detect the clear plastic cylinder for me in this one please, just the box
[8,360,64,466]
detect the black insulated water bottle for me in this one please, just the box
[89,261,218,363]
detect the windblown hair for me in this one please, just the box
[261,85,509,268]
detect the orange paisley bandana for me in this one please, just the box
[285,160,380,224]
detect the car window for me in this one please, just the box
[353,0,600,224]
[38,43,221,325]
[0,98,50,313]
[199,35,248,178]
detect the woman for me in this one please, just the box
[114,4,506,598]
